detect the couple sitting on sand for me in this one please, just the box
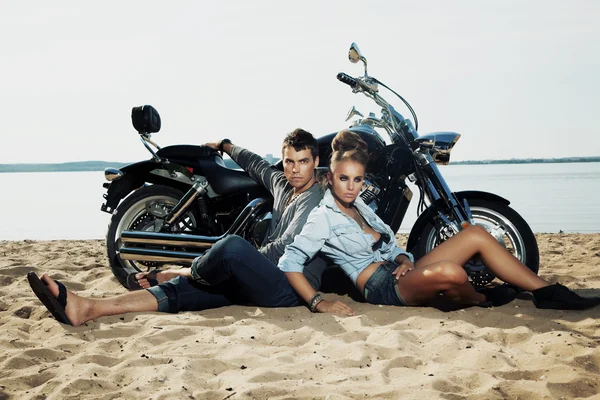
[28,129,600,326]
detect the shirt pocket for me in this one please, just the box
[330,224,371,256]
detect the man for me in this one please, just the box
[131,128,324,290]
[27,129,350,326]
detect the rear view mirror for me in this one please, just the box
[348,43,362,64]
[348,42,368,76]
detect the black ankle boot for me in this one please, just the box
[532,283,600,310]
[477,285,518,308]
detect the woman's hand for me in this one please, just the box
[392,259,415,280]
[315,300,356,316]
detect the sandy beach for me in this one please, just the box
[1,234,599,399]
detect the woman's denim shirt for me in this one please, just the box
[278,189,414,285]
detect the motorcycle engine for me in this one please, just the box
[249,211,272,248]
[360,179,381,212]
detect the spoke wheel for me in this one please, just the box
[106,185,199,287]
[409,198,539,288]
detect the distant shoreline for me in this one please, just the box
[452,156,600,165]
[0,161,129,173]
[1,157,599,173]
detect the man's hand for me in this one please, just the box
[205,140,233,155]
[204,142,220,150]
[315,299,356,316]
[392,258,415,280]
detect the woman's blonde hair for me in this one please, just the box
[330,130,369,171]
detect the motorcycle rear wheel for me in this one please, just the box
[408,198,539,288]
[106,184,200,288]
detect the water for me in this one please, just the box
[1,163,599,240]
[398,162,600,233]
[0,171,111,240]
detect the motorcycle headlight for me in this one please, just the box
[415,132,461,165]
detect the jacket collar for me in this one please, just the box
[322,189,369,214]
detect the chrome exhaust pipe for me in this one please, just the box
[121,231,221,249]
[120,197,272,249]
[119,247,204,264]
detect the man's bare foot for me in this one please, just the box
[134,268,192,289]
[39,274,93,327]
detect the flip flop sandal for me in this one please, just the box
[126,269,162,291]
[27,272,72,326]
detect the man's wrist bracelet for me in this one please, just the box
[218,138,232,152]
[308,293,324,313]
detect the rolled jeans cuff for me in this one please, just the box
[146,286,171,313]
[190,256,214,285]
[190,256,202,281]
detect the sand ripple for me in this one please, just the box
[1,235,599,399]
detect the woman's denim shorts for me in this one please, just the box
[363,262,408,306]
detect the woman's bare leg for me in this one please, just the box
[395,260,486,306]
[40,274,158,326]
[416,225,549,292]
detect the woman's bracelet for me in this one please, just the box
[308,293,324,313]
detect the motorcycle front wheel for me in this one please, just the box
[407,197,539,288]
[106,184,200,288]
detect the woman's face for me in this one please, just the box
[327,159,365,208]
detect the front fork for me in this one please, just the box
[414,151,474,234]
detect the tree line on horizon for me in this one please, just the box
[1,156,599,173]
[452,156,600,165]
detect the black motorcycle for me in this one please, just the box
[101,43,539,289]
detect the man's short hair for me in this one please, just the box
[282,128,319,160]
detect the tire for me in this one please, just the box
[408,198,539,288]
[106,184,200,288]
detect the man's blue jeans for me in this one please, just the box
[147,235,302,313]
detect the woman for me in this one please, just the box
[278,130,600,314]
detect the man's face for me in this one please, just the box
[282,146,319,190]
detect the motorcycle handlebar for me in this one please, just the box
[337,72,358,89]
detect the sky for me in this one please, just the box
[1,0,599,164]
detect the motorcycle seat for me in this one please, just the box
[157,145,220,160]
[156,145,262,195]
[198,159,263,195]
